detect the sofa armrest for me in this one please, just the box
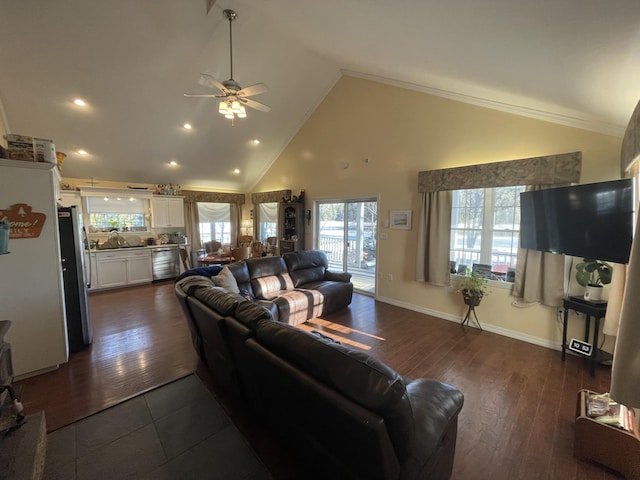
[400,379,464,478]
[324,270,352,283]
[256,299,279,322]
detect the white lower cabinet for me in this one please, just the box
[95,249,152,289]
[126,250,153,284]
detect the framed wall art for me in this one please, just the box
[390,210,412,230]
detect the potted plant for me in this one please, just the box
[456,270,489,307]
[575,259,612,301]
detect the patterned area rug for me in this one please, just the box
[42,375,272,480]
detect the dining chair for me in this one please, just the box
[231,246,251,261]
[204,240,222,254]
[251,241,263,258]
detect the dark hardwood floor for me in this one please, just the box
[15,282,623,479]
[15,281,198,432]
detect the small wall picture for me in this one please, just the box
[390,210,412,230]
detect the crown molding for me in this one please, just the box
[342,70,625,138]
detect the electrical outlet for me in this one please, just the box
[380,232,388,240]
[388,273,393,281]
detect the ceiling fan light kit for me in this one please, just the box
[184,9,270,122]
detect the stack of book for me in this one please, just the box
[586,392,635,432]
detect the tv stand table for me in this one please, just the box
[562,296,610,376]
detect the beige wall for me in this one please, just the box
[252,75,623,350]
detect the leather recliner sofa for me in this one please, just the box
[174,255,465,480]
[229,250,354,325]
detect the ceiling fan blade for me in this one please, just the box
[240,97,271,113]
[198,73,228,93]
[183,93,224,98]
[236,83,268,97]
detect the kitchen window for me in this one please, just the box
[450,185,524,280]
[86,196,148,232]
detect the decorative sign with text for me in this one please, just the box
[569,338,593,357]
[0,203,47,239]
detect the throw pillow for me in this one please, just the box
[210,266,240,294]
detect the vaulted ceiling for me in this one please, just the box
[1,0,639,191]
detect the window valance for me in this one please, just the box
[182,189,245,204]
[418,151,582,193]
[251,189,292,204]
[79,186,153,199]
[621,98,640,176]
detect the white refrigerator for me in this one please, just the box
[0,158,69,378]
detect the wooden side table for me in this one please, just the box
[562,296,610,376]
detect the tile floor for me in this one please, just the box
[42,375,272,480]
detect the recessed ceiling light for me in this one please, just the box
[169,161,178,166]
[77,149,88,155]
[251,139,260,145]
[183,123,192,129]
[73,98,86,107]
[233,168,241,174]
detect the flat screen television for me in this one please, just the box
[520,179,634,264]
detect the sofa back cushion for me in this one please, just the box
[175,275,216,295]
[233,302,273,331]
[227,261,253,296]
[193,285,247,317]
[283,250,328,287]
[246,255,288,278]
[256,320,415,459]
[246,256,293,299]
[252,273,294,300]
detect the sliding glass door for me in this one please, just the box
[316,198,377,294]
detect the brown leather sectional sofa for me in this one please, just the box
[175,250,464,479]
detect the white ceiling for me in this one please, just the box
[1,0,640,191]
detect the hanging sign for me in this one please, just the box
[0,203,47,239]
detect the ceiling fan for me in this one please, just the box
[184,9,270,120]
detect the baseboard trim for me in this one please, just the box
[375,295,561,352]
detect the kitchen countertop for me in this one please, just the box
[88,243,186,253]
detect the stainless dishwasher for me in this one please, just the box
[151,247,180,280]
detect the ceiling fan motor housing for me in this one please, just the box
[222,79,241,92]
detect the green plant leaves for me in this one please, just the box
[575,259,613,287]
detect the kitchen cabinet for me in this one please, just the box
[95,249,152,289]
[150,196,184,228]
[59,191,82,208]
[126,250,153,284]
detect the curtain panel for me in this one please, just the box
[610,115,640,408]
[184,198,200,251]
[510,184,567,307]
[416,191,452,286]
